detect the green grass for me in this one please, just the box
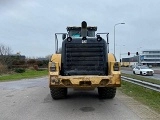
[0,69,48,82]
[122,73,160,85]
[119,80,160,114]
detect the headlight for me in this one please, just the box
[67,37,72,42]
[97,36,102,41]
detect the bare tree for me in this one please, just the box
[0,44,13,69]
[45,54,52,60]
[0,44,12,55]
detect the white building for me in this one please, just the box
[141,50,160,66]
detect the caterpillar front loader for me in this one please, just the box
[49,21,121,99]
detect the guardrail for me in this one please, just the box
[121,76,160,92]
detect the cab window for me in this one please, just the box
[69,30,80,37]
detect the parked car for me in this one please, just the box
[133,66,154,76]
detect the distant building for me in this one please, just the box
[121,49,160,67]
[122,56,139,67]
[141,50,160,66]
[122,56,139,62]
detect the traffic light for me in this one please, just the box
[128,52,130,56]
[120,59,121,62]
[136,52,139,55]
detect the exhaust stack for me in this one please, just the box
[81,21,87,39]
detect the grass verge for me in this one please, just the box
[119,80,160,114]
[0,69,48,82]
[122,73,160,85]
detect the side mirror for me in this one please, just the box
[62,34,66,40]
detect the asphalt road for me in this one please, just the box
[0,77,160,120]
[121,69,160,80]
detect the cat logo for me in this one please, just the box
[82,40,87,43]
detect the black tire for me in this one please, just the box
[133,71,135,74]
[140,71,142,75]
[98,87,116,99]
[50,87,67,100]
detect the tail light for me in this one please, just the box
[50,62,56,72]
[113,62,119,71]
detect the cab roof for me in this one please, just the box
[67,26,97,31]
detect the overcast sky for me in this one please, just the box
[0,0,160,59]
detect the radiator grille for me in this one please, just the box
[63,43,106,75]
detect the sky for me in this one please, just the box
[0,0,160,60]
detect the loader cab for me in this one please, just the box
[67,26,97,37]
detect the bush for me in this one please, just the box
[14,68,26,73]
[33,65,38,71]
[0,62,8,74]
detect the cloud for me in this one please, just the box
[0,0,160,58]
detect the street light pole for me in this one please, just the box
[114,23,125,57]
[119,45,125,61]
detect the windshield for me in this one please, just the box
[69,30,80,37]
[87,30,95,37]
[69,30,95,37]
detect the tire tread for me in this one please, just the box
[50,88,67,100]
[98,87,116,99]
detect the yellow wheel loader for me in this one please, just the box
[49,21,121,99]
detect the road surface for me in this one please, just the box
[121,67,160,80]
[0,77,159,120]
